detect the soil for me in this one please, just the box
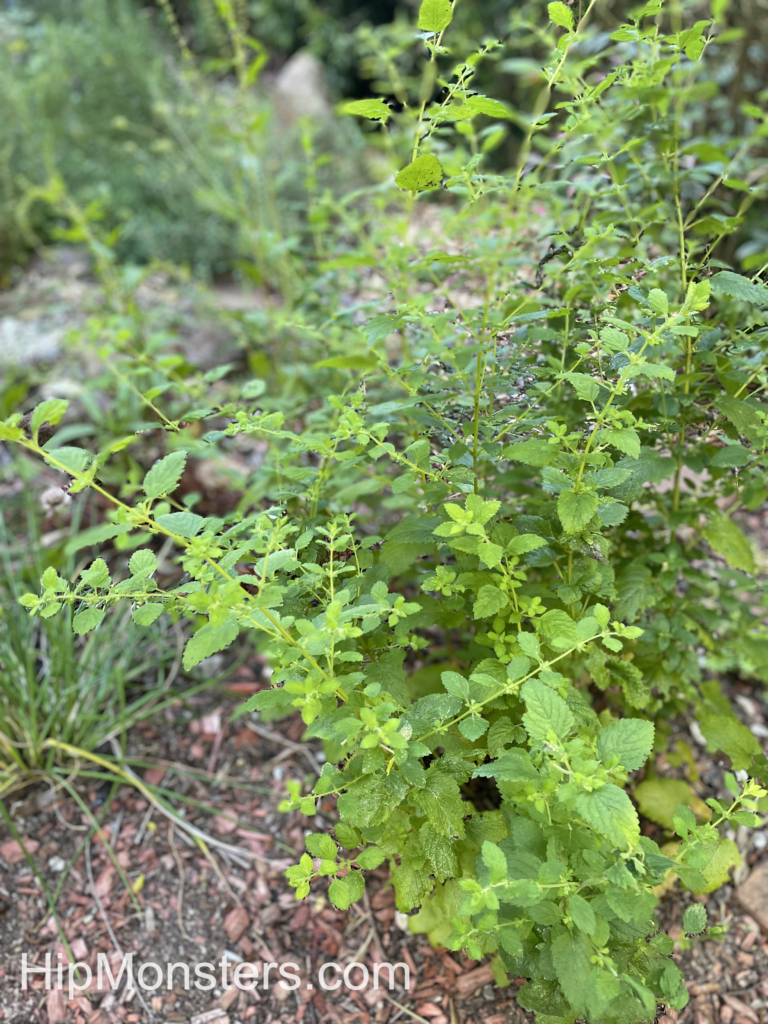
[1,671,768,1024]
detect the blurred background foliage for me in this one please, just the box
[2,0,768,281]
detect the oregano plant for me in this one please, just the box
[4,1,768,1022]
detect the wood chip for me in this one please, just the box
[0,838,39,863]
[736,860,768,933]
[452,965,494,997]
[223,906,250,942]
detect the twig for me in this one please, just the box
[85,840,155,1021]
[106,738,273,863]
[383,995,431,1024]
[167,824,188,939]
[350,926,375,965]
[245,720,322,776]
[134,804,154,845]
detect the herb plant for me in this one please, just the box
[3,1,768,1021]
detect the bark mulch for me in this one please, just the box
[1,673,767,1024]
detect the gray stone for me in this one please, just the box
[273,50,331,122]
[0,315,63,365]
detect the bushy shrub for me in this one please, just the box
[4,2,768,1021]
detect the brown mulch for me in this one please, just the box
[2,671,768,1024]
[0,673,533,1024]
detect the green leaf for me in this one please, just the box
[481,841,508,885]
[418,0,453,32]
[502,439,556,466]
[520,679,575,743]
[133,603,165,626]
[143,450,188,501]
[31,399,69,440]
[306,833,339,859]
[628,361,676,382]
[329,871,365,909]
[648,288,669,314]
[557,488,599,533]
[551,931,590,1016]
[633,778,710,830]
[473,749,539,783]
[395,154,444,192]
[458,716,488,741]
[80,558,111,588]
[155,512,205,537]
[334,824,362,849]
[73,607,105,634]
[711,270,768,305]
[597,426,641,459]
[65,522,132,554]
[341,98,391,120]
[474,584,509,618]
[548,1,574,30]
[715,395,765,442]
[244,687,295,712]
[183,616,240,670]
[129,548,158,579]
[597,719,654,771]
[683,903,707,935]
[575,784,640,850]
[44,446,92,475]
[703,516,755,573]
[537,609,579,645]
[411,770,466,837]
[568,894,596,934]
[698,710,761,770]
[420,825,458,882]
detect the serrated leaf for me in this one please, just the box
[548,1,574,29]
[183,616,240,670]
[411,770,466,838]
[597,426,641,459]
[551,931,590,1016]
[521,679,575,743]
[458,716,488,740]
[482,841,508,885]
[703,515,755,573]
[395,154,443,192]
[342,98,391,120]
[698,709,761,770]
[334,824,362,849]
[31,399,69,439]
[575,784,640,850]
[557,488,599,533]
[129,548,158,579]
[711,270,768,305]
[473,749,539,783]
[502,439,556,466]
[473,584,509,618]
[420,825,458,881]
[683,903,707,934]
[648,288,669,314]
[568,894,596,934]
[597,718,654,771]
[73,607,105,634]
[633,778,711,830]
[143,450,188,501]
[306,833,338,859]
[715,395,765,442]
[418,0,453,32]
[132,599,165,626]
[155,512,205,538]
